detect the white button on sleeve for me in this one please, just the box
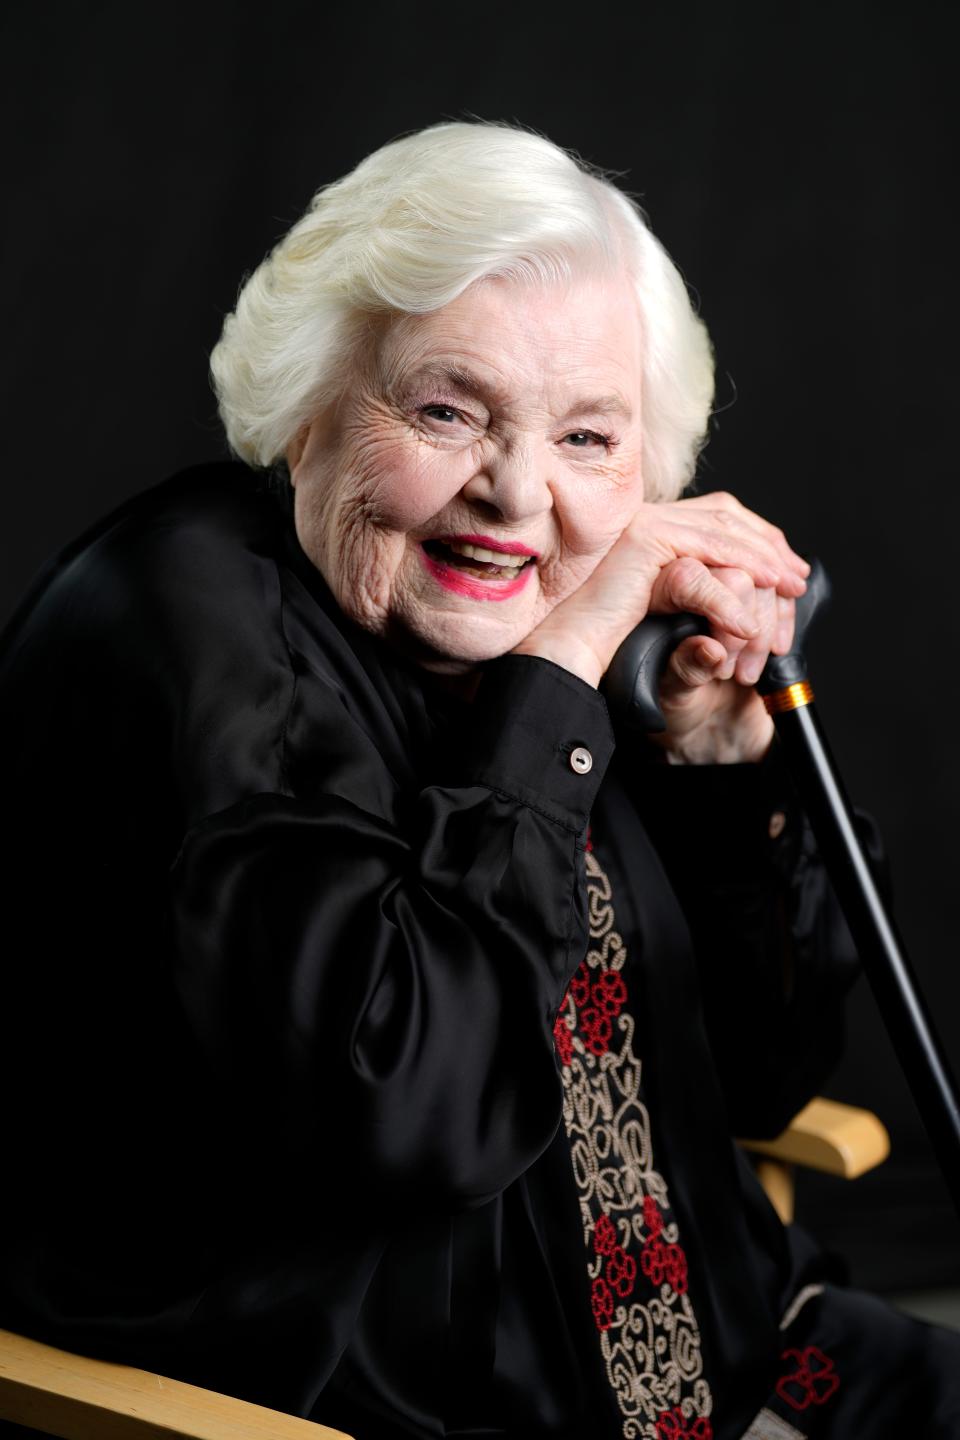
[569,746,593,775]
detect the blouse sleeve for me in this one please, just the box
[633,742,880,1139]
[168,654,615,1209]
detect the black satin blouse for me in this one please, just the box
[0,463,875,1439]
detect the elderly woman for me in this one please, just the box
[1,121,958,1440]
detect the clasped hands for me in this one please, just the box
[513,492,808,766]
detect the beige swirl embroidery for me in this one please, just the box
[557,846,713,1439]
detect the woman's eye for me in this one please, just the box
[564,430,612,449]
[420,405,461,424]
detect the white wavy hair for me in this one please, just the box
[210,121,715,502]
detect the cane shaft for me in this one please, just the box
[770,699,960,1215]
[602,557,960,1212]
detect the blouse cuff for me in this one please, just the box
[463,654,616,835]
[628,737,800,879]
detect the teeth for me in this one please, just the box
[447,540,530,567]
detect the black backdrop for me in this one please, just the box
[3,1,958,1291]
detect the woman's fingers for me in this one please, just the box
[701,567,756,680]
[655,565,787,691]
[707,573,796,679]
[666,493,808,597]
[649,557,761,639]
[734,582,777,685]
[774,594,797,655]
[680,492,809,585]
[647,520,796,596]
[660,634,727,706]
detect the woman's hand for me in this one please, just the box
[648,565,793,764]
[512,492,804,764]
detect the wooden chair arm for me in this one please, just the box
[738,1097,890,1224]
[739,1097,891,1178]
[0,1328,354,1440]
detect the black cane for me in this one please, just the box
[601,559,960,1218]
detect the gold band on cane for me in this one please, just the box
[763,681,815,715]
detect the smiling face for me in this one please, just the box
[287,269,647,674]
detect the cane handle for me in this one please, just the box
[601,557,831,733]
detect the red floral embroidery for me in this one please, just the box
[640,1199,688,1293]
[591,1276,614,1330]
[562,840,711,1432]
[580,1006,613,1056]
[585,826,593,852]
[775,1346,840,1411]
[555,961,627,1065]
[570,960,592,1009]
[655,1404,713,1439]
[593,1213,618,1257]
[605,1244,637,1298]
[641,1239,687,1292]
[591,969,628,1017]
[553,1005,574,1067]
[595,1213,637,1301]
[668,1244,689,1293]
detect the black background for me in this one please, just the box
[2,1,957,1290]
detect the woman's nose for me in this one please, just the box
[460,441,554,524]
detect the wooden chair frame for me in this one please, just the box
[1,1098,889,1440]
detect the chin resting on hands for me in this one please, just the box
[513,491,806,770]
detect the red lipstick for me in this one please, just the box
[438,533,540,557]
[419,536,537,602]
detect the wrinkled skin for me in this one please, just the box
[288,272,808,763]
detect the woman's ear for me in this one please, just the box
[286,424,310,482]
